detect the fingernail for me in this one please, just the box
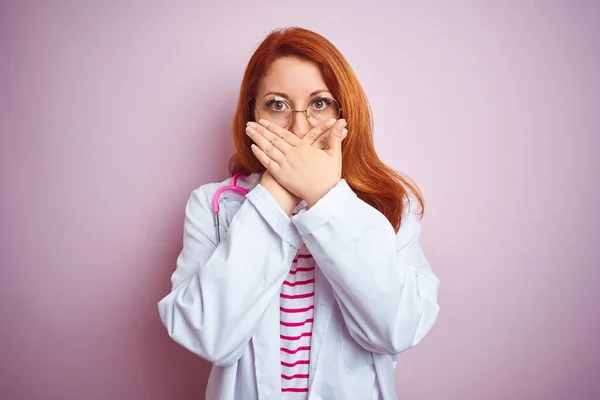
[247,121,255,127]
[246,126,255,135]
[328,118,336,126]
[342,128,348,137]
[259,119,270,127]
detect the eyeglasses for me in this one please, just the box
[255,95,342,129]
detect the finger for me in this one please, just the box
[315,122,348,150]
[313,122,348,150]
[306,118,337,146]
[246,124,286,164]
[256,119,300,148]
[326,119,347,158]
[248,121,292,155]
[315,125,347,149]
[251,144,281,174]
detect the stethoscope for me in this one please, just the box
[212,172,248,244]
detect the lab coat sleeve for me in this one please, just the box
[157,182,303,367]
[291,179,440,355]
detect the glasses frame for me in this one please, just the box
[254,95,342,129]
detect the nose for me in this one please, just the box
[288,111,311,138]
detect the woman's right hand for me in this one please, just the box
[258,119,347,215]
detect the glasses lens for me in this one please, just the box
[257,97,292,127]
[306,97,340,124]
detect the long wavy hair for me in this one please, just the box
[228,27,424,232]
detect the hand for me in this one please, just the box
[246,118,348,208]
[256,120,342,215]
[260,170,300,216]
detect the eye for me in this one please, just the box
[311,97,333,111]
[265,98,289,112]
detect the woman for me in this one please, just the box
[158,27,440,399]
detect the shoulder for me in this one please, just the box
[395,193,424,245]
[401,193,423,221]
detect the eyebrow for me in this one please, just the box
[262,89,331,99]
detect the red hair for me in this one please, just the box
[228,27,424,232]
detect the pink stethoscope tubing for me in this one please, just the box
[212,172,248,244]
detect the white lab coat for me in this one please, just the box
[157,172,440,399]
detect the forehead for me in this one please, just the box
[257,57,328,97]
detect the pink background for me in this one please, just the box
[1,1,598,399]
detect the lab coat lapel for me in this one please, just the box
[252,295,281,400]
[308,265,335,391]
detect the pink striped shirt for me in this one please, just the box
[280,242,315,398]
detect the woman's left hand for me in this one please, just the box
[246,118,348,208]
